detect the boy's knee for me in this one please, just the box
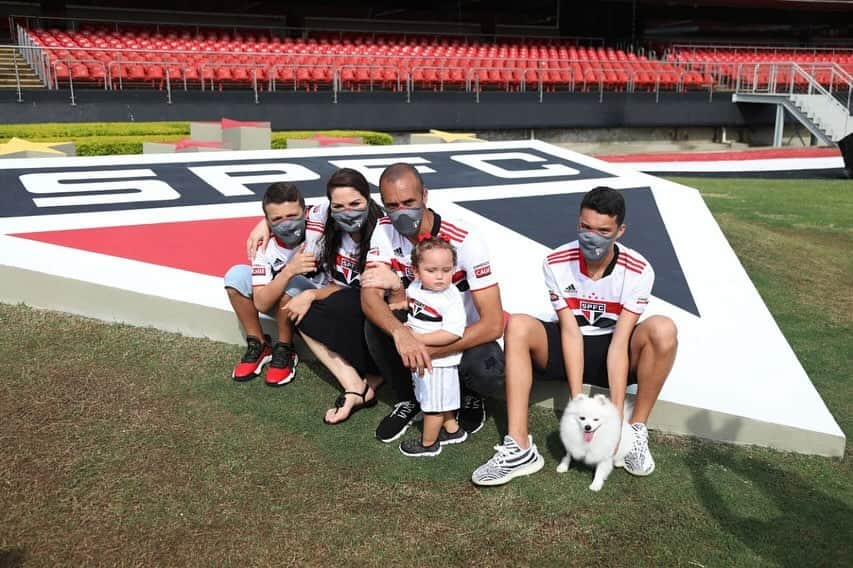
[224,264,253,298]
[648,316,678,351]
[505,314,537,343]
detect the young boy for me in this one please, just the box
[471,186,678,486]
[224,182,326,386]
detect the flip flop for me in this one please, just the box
[323,382,378,425]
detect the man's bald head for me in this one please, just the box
[379,162,424,195]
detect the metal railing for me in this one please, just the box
[734,61,852,137]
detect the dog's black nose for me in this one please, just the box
[584,425,591,431]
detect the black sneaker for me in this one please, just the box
[375,400,421,443]
[459,393,486,434]
[438,427,468,446]
[232,334,272,382]
[265,342,298,386]
[399,438,442,457]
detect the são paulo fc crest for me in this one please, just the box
[408,299,442,322]
[579,300,606,324]
[335,254,360,285]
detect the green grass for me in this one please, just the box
[1,177,851,566]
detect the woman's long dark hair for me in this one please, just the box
[320,168,384,277]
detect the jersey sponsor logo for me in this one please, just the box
[564,284,577,295]
[549,290,560,302]
[393,247,404,256]
[637,296,649,305]
[408,298,442,322]
[252,266,266,276]
[579,300,606,324]
[473,261,492,278]
[273,257,285,267]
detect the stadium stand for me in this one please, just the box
[18,25,709,94]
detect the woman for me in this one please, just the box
[248,168,384,424]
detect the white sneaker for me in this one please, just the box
[471,435,545,486]
[624,423,656,476]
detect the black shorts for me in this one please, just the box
[535,320,636,389]
[297,286,377,377]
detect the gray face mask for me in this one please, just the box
[331,208,369,234]
[578,230,616,261]
[387,206,424,236]
[271,218,306,247]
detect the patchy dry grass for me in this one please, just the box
[1,178,851,566]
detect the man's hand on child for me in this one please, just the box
[246,220,270,261]
[361,262,402,291]
[392,326,432,375]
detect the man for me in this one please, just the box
[472,186,678,486]
[360,163,505,442]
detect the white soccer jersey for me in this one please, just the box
[251,204,328,288]
[367,210,498,325]
[543,241,654,337]
[406,280,466,367]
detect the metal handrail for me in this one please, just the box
[49,58,108,90]
[267,63,333,92]
[197,62,263,102]
[106,59,188,92]
[337,63,402,92]
[12,51,22,102]
[672,43,853,56]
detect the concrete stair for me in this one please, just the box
[0,47,44,90]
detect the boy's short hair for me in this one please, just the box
[262,182,305,215]
[580,186,625,225]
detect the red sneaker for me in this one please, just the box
[265,342,299,386]
[231,335,272,382]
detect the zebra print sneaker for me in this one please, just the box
[471,435,544,486]
[623,423,656,476]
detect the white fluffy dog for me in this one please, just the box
[556,393,634,491]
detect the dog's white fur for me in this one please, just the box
[556,393,634,491]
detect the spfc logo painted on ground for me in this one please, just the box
[0,140,844,456]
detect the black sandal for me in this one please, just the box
[323,382,378,425]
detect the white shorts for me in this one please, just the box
[413,366,460,413]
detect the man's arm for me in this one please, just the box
[427,285,503,358]
[361,282,432,373]
[606,309,641,418]
[556,308,585,399]
[412,329,462,347]
[246,218,269,262]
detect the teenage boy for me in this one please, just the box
[472,186,678,486]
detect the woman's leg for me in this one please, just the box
[300,332,375,423]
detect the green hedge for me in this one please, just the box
[0,123,393,155]
[270,130,392,148]
[0,122,189,139]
